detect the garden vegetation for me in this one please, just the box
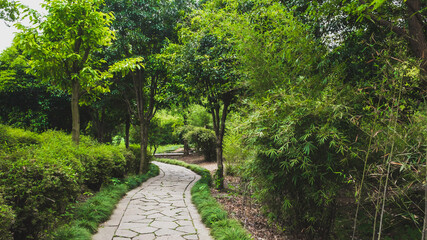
[0,124,150,239]
[0,0,425,239]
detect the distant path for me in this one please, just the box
[93,161,212,240]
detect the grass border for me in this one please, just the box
[50,164,160,240]
[155,158,252,240]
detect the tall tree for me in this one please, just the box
[16,0,115,144]
[104,0,194,173]
[167,11,241,188]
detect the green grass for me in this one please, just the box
[155,158,252,240]
[154,144,183,153]
[50,164,159,240]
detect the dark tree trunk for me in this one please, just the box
[132,69,157,174]
[406,0,427,82]
[183,111,190,155]
[211,97,231,190]
[125,113,130,149]
[71,80,80,145]
[139,120,150,174]
[95,106,106,143]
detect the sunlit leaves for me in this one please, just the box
[17,0,115,93]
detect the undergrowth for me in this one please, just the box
[50,164,159,240]
[155,158,251,240]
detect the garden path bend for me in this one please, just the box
[93,161,213,240]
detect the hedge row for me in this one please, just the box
[0,125,139,240]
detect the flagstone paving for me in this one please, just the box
[93,161,212,240]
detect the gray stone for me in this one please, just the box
[92,162,213,240]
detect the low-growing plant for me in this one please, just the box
[0,192,15,240]
[0,127,140,239]
[0,124,40,154]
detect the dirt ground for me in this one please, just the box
[165,152,289,240]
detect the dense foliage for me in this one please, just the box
[184,126,217,162]
[0,0,425,238]
[0,125,137,239]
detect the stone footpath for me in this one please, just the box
[93,161,212,240]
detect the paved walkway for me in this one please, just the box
[93,161,213,240]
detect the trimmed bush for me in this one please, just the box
[184,127,216,162]
[0,192,15,240]
[0,124,40,154]
[0,126,138,239]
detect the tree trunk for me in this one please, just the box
[139,120,150,174]
[406,0,427,85]
[71,80,80,145]
[211,98,231,190]
[183,111,190,155]
[215,136,225,189]
[125,113,130,149]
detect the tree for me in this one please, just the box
[103,0,194,173]
[16,0,115,144]
[0,0,19,22]
[355,0,426,83]
[167,8,241,188]
[0,45,72,132]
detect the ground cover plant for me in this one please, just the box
[155,158,251,240]
[0,125,143,239]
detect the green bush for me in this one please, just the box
[0,127,138,239]
[184,127,216,162]
[128,144,154,174]
[79,144,128,190]
[0,192,15,240]
[0,158,81,239]
[0,124,40,154]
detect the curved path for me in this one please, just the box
[93,161,212,240]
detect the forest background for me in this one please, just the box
[0,0,426,239]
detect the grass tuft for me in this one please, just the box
[155,158,251,240]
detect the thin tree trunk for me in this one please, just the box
[406,0,427,80]
[212,99,230,190]
[71,80,80,145]
[183,111,190,155]
[422,153,427,240]
[139,120,150,174]
[125,113,130,149]
[216,136,224,189]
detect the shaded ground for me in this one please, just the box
[162,152,288,240]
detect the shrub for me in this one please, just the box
[0,127,138,239]
[0,192,15,240]
[128,144,154,174]
[0,124,40,154]
[184,127,216,162]
[0,158,81,239]
[242,90,363,239]
[79,144,128,190]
